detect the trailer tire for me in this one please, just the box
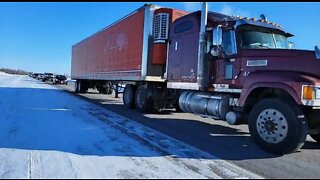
[81,82,89,93]
[248,98,308,155]
[123,84,135,109]
[135,85,153,113]
[98,82,113,94]
[76,81,80,93]
[106,82,113,95]
[76,80,88,93]
[97,86,106,94]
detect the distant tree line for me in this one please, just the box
[0,68,30,75]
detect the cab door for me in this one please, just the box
[213,29,240,86]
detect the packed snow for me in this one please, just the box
[0,74,262,179]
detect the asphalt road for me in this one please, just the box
[57,83,320,179]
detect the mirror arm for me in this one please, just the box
[216,44,227,59]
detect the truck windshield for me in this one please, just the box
[239,30,290,49]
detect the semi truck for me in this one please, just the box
[71,3,320,154]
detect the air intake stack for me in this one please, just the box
[197,2,208,91]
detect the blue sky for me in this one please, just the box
[0,2,320,75]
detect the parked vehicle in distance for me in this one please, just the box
[43,73,54,82]
[33,73,40,78]
[52,75,67,84]
[71,3,320,155]
[37,74,45,81]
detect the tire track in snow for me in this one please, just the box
[0,75,262,178]
[82,106,263,179]
[28,152,32,179]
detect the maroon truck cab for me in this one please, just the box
[170,9,320,155]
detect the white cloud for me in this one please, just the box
[182,2,251,18]
[183,2,200,12]
[217,3,251,17]
[220,4,233,15]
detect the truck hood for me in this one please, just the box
[240,49,320,79]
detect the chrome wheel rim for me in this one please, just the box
[256,109,288,143]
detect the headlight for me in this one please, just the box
[210,46,220,57]
[302,85,320,100]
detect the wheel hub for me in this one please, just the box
[265,120,276,132]
[256,109,288,143]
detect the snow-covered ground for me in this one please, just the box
[0,74,262,179]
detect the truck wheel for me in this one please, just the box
[97,86,106,94]
[77,81,88,93]
[81,82,89,93]
[106,82,113,95]
[76,81,81,93]
[248,98,308,155]
[123,84,135,108]
[135,85,153,113]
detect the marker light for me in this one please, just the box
[303,86,315,100]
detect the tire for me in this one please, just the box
[81,82,89,93]
[248,98,308,155]
[310,134,320,143]
[123,84,135,109]
[106,82,113,95]
[75,81,81,93]
[76,81,88,93]
[135,85,153,113]
[97,86,106,94]
[97,82,113,94]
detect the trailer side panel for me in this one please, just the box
[71,8,145,80]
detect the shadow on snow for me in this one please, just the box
[0,86,319,161]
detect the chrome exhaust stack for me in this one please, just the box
[197,2,208,91]
[315,45,320,59]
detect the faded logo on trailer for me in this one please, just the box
[105,33,128,52]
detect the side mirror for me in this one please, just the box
[289,41,295,49]
[212,26,222,46]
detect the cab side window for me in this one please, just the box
[221,31,233,55]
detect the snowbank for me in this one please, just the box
[0,72,10,76]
